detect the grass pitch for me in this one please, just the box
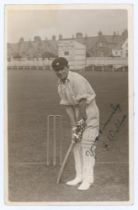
[7,69,129,202]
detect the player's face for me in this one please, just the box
[55,66,69,81]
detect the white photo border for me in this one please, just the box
[1,0,137,209]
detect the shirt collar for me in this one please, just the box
[58,71,72,84]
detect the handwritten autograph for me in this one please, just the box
[100,103,127,142]
[107,114,127,141]
[86,103,127,155]
[85,144,96,158]
[100,103,121,132]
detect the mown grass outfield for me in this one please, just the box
[8,69,129,202]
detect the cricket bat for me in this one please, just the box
[56,140,75,184]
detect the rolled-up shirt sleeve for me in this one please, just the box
[57,71,96,105]
[73,77,96,104]
[59,99,70,105]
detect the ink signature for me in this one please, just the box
[100,103,127,141]
[100,103,121,132]
[85,144,96,158]
[107,114,127,141]
[85,103,127,154]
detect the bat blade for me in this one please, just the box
[56,141,75,184]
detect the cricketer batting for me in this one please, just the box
[52,57,99,190]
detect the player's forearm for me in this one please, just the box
[65,106,76,126]
[79,98,87,121]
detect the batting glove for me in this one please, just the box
[72,119,86,143]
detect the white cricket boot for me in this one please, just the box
[66,176,82,186]
[78,181,92,190]
[66,143,82,186]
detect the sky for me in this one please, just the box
[6,8,128,43]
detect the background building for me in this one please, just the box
[7,30,128,71]
[58,40,86,70]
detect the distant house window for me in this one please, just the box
[64,51,69,55]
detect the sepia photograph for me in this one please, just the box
[5,4,133,204]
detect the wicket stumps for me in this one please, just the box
[46,115,63,166]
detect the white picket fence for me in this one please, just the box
[86,57,128,66]
[8,59,53,67]
[7,57,128,70]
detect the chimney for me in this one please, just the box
[76,32,83,39]
[113,31,117,36]
[85,34,88,38]
[72,34,75,39]
[58,34,63,40]
[98,31,103,36]
[34,36,42,42]
[52,35,56,40]
[19,37,24,43]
